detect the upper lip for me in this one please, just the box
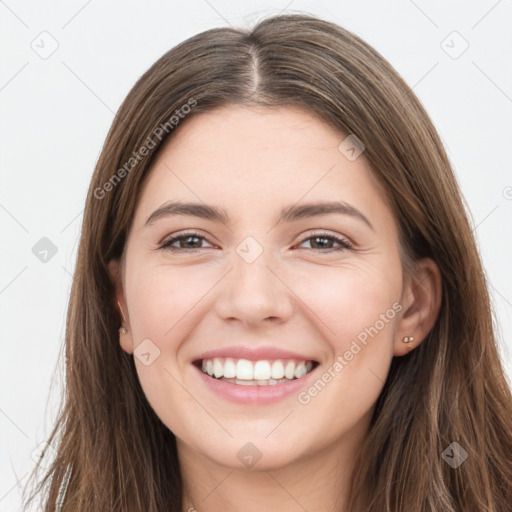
[193,346,318,363]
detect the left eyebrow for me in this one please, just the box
[278,201,374,231]
[144,200,374,232]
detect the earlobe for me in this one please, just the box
[118,322,133,354]
[394,257,442,356]
[108,259,134,355]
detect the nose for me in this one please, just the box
[214,247,294,328]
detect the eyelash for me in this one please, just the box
[159,231,353,253]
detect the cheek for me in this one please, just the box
[126,262,211,342]
[292,270,399,440]
[290,261,401,352]
[124,263,217,428]
[125,264,204,438]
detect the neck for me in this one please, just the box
[179,413,371,512]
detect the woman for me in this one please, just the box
[24,13,512,512]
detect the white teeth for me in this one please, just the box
[284,361,296,380]
[223,357,236,378]
[213,358,223,378]
[221,377,295,386]
[236,359,254,380]
[253,361,271,380]
[199,357,316,383]
[294,362,307,379]
[271,360,285,379]
[234,379,254,386]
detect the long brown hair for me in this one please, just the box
[23,13,512,512]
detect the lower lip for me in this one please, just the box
[193,364,318,404]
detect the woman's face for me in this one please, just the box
[111,105,423,470]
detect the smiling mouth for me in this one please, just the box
[194,357,319,386]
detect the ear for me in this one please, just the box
[394,257,442,356]
[108,259,134,354]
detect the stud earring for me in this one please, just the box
[402,335,414,350]
[119,325,128,335]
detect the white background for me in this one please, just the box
[1,1,511,510]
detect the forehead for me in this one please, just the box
[131,105,395,233]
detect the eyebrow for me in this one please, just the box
[144,200,374,231]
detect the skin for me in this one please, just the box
[109,105,442,512]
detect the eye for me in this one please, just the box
[296,232,353,252]
[159,232,212,252]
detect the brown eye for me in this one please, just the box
[298,233,352,252]
[160,232,209,251]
